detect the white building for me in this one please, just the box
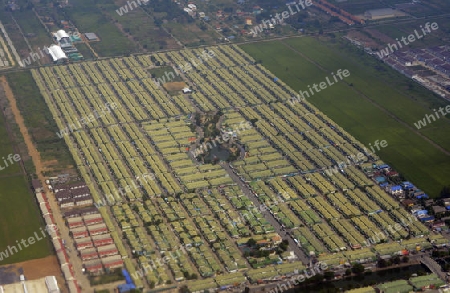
[182,87,192,93]
[53,30,70,42]
[0,276,60,293]
[53,30,72,48]
[47,45,68,64]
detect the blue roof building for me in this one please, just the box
[401,181,415,190]
[118,284,136,293]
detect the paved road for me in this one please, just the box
[421,255,448,282]
[220,162,310,265]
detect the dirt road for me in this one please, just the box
[0,76,90,292]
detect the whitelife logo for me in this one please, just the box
[0,153,21,171]
[250,0,313,35]
[131,244,194,281]
[414,105,450,129]
[362,215,417,247]
[267,262,328,293]
[0,226,57,261]
[191,120,253,158]
[21,46,49,67]
[324,139,388,176]
[116,0,149,16]
[376,22,439,59]
[154,50,216,86]
[288,69,350,106]
[94,173,156,207]
[56,102,118,138]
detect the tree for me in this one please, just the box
[247,238,257,247]
[179,285,189,293]
[324,271,335,280]
[279,241,288,251]
[352,263,365,275]
[378,259,388,268]
[345,268,352,276]
[440,185,450,198]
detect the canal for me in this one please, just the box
[283,264,430,292]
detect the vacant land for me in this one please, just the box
[241,37,450,197]
[6,72,75,175]
[0,255,63,287]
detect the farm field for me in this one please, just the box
[63,0,136,56]
[0,113,21,176]
[240,37,450,198]
[109,0,180,52]
[0,176,52,265]
[11,10,51,53]
[29,44,442,291]
[0,76,53,266]
[6,72,75,175]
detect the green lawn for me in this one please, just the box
[240,37,450,197]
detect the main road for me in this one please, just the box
[220,162,310,265]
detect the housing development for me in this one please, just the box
[0,0,449,293]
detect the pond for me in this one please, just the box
[205,145,230,161]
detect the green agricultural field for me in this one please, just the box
[12,10,51,52]
[0,74,53,265]
[240,37,450,197]
[6,72,75,174]
[0,107,51,264]
[75,43,95,61]
[0,176,51,265]
[0,116,21,176]
[64,0,135,56]
[149,66,183,83]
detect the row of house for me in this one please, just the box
[386,46,450,78]
[52,180,124,274]
[66,210,123,274]
[54,182,94,208]
[31,179,82,293]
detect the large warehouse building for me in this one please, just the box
[47,44,68,64]
[364,8,400,20]
[0,276,60,293]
